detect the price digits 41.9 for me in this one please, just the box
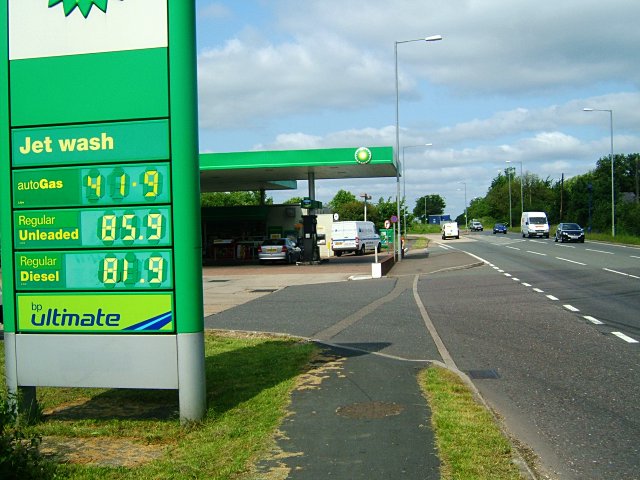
[85,166,163,202]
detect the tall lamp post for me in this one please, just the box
[360,192,372,221]
[506,167,513,228]
[459,181,467,230]
[395,35,442,261]
[583,108,615,237]
[506,160,523,217]
[402,143,432,239]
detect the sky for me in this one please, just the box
[194,0,640,219]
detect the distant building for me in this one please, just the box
[428,214,452,225]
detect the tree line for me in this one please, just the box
[466,153,639,235]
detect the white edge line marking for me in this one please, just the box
[556,257,587,266]
[521,282,531,287]
[546,294,559,301]
[586,248,614,255]
[603,268,640,279]
[533,288,544,293]
[563,304,579,312]
[584,315,604,325]
[527,251,547,256]
[611,332,639,344]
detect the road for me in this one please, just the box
[425,232,640,479]
[204,234,640,479]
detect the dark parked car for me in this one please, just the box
[554,223,585,243]
[258,238,302,264]
[493,223,508,234]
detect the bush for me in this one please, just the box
[0,395,56,480]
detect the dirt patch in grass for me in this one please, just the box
[40,436,169,467]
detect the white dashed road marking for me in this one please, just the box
[556,257,587,266]
[584,316,604,325]
[586,248,614,255]
[546,295,559,301]
[603,268,640,279]
[612,332,639,344]
[563,304,580,312]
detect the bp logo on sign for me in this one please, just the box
[49,0,110,18]
[354,147,372,165]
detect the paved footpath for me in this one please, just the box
[204,245,480,479]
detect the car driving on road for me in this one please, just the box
[554,223,585,243]
[493,223,508,234]
[470,221,483,231]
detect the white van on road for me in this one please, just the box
[331,221,381,256]
[521,211,550,238]
[441,221,460,240]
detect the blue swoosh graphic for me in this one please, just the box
[124,311,173,331]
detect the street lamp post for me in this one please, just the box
[459,182,467,230]
[506,160,523,217]
[402,143,432,238]
[395,35,442,262]
[360,193,372,221]
[583,108,615,237]
[506,167,513,228]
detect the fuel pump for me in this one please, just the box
[301,214,319,263]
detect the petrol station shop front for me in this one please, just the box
[198,146,395,264]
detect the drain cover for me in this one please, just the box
[249,288,279,293]
[468,369,500,379]
[208,279,230,283]
[336,401,404,419]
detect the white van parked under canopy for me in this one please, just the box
[331,221,381,256]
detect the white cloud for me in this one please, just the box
[195,1,640,218]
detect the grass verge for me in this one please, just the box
[420,366,523,480]
[1,331,317,479]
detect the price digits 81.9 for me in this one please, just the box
[98,210,166,246]
[85,166,164,203]
[98,252,168,289]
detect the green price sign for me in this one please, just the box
[14,206,172,249]
[13,163,171,208]
[15,250,173,291]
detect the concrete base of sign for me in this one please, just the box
[371,262,382,278]
[177,331,207,423]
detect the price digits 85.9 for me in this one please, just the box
[98,252,168,289]
[85,166,164,203]
[98,210,166,246]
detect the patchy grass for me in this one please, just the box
[1,332,317,479]
[420,366,523,480]
[586,231,640,246]
[411,237,430,249]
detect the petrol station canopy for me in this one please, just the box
[199,146,396,193]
